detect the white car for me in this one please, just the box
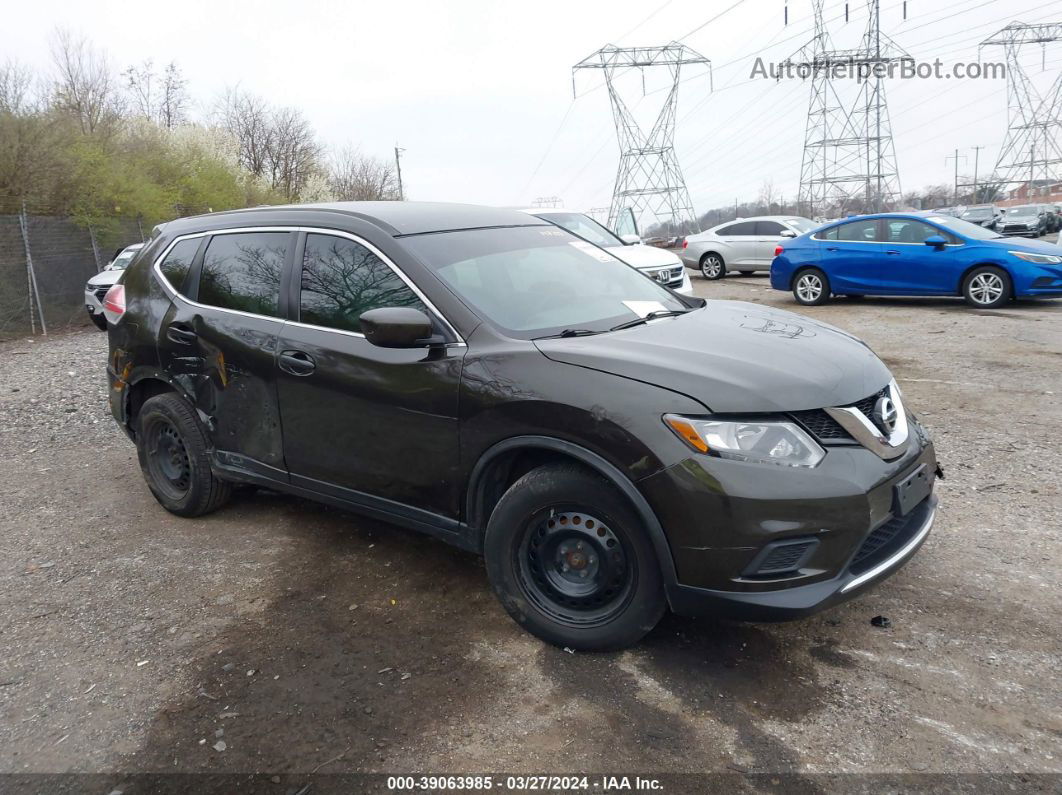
[85,243,143,330]
[681,216,818,280]
[520,209,693,295]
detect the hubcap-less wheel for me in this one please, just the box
[796,272,824,302]
[518,509,635,627]
[701,256,723,279]
[968,272,1004,305]
[146,419,191,500]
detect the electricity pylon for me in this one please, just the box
[785,0,910,217]
[573,43,710,234]
[980,22,1062,197]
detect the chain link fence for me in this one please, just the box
[0,214,145,339]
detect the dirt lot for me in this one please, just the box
[1,279,1059,789]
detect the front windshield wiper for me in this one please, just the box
[534,328,601,340]
[610,309,689,332]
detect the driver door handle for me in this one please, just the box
[825,246,839,252]
[278,349,316,376]
[885,249,901,255]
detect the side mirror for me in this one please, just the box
[779,229,797,238]
[924,235,947,248]
[620,233,641,246]
[359,307,437,348]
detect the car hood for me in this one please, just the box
[987,236,1060,253]
[535,301,892,412]
[87,269,122,287]
[605,244,682,269]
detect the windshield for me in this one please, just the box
[1006,206,1038,217]
[786,218,818,233]
[535,212,623,248]
[403,225,688,339]
[108,247,141,271]
[961,208,993,219]
[925,215,1003,240]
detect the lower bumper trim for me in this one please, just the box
[840,502,935,593]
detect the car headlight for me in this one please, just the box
[1010,250,1062,264]
[663,414,825,468]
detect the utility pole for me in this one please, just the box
[971,145,984,202]
[394,145,405,201]
[945,149,967,205]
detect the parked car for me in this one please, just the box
[770,212,1062,309]
[681,216,819,279]
[959,204,1002,230]
[1047,204,1062,234]
[998,205,1050,237]
[85,243,144,330]
[106,202,940,651]
[520,209,692,295]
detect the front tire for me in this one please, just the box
[699,253,726,280]
[792,268,831,305]
[962,266,1011,309]
[136,393,232,517]
[483,464,665,651]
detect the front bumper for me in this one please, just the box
[641,426,939,621]
[666,495,936,620]
[85,288,103,315]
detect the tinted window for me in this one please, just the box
[755,221,787,236]
[158,238,200,293]
[883,219,942,244]
[536,212,622,248]
[718,221,756,236]
[300,234,427,333]
[834,219,880,242]
[198,232,287,317]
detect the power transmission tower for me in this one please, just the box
[572,43,710,233]
[785,0,911,217]
[980,22,1062,199]
[532,196,564,208]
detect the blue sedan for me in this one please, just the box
[770,212,1062,309]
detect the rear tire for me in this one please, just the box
[483,464,665,651]
[962,266,1011,309]
[89,312,108,331]
[792,268,831,306]
[136,393,231,517]
[699,253,726,280]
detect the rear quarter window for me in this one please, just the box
[158,238,202,294]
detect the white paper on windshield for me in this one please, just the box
[622,300,668,318]
[568,240,613,262]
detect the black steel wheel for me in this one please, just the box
[136,392,231,517]
[89,311,108,331]
[484,464,665,651]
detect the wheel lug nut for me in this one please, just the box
[579,570,588,578]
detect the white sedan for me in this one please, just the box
[521,209,693,295]
[681,216,818,280]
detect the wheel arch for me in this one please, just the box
[123,374,182,437]
[789,264,824,290]
[698,249,725,267]
[465,436,678,589]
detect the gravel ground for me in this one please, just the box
[0,281,1059,789]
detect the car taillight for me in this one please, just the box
[774,244,784,257]
[682,239,688,249]
[102,283,126,325]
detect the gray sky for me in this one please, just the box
[3,0,1060,216]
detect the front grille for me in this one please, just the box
[93,285,110,301]
[790,386,888,443]
[849,497,932,575]
[1003,224,1031,233]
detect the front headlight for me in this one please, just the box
[1010,250,1062,264]
[663,414,825,468]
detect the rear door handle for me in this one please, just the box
[885,249,901,255]
[166,323,197,344]
[825,246,839,252]
[278,350,316,376]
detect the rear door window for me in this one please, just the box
[197,232,289,317]
[834,219,880,242]
[718,221,757,236]
[755,221,787,236]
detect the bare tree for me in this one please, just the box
[266,105,322,201]
[50,28,123,135]
[216,87,274,179]
[124,60,188,129]
[328,146,399,201]
[0,60,37,114]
